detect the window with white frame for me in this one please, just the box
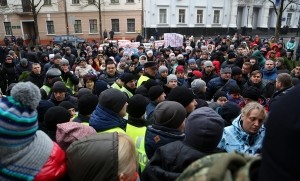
[89,19,98,33]
[111,19,119,32]
[159,9,167,24]
[196,9,203,24]
[127,0,134,3]
[179,9,185,23]
[111,0,119,3]
[127,19,135,32]
[286,13,292,26]
[46,21,55,34]
[72,0,79,4]
[4,22,12,35]
[44,0,51,5]
[74,20,82,33]
[213,10,220,24]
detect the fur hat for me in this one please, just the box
[0,82,41,147]
[220,67,232,74]
[154,101,187,129]
[98,89,127,114]
[168,86,194,107]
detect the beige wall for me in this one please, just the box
[1,10,142,45]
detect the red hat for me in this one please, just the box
[192,70,203,78]
[176,65,185,73]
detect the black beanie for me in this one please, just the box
[37,100,55,123]
[168,86,194,107]
[154,101,187,129]
[217,102,241,124]
[127,94,148,118]
[213,91,228,102]
[148,86,164,101]
[120,73,135,84]
[242,86,260,101]
[52,81,67,92]
[231,66,242,76]
[59,101,76,110]
[78,94,98,115]
[99,88,127,114]
[44,106,71,131]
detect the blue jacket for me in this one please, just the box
[145,124,185,159]
[262,67,277,81]
[206,77,238,100]
[89,105,127,132]
[217,115,265,155]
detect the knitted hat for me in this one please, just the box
[37,100,55,123]
[120,73,135,84]
[176,65,185,73]
[213,91,228,102]
[167,74,177,84]
[242,86,260,101]
[217,102,241,124]
[192,70,203,78]
[184,107,224,152]
[52,81,67,92]
[168,86,194,107]
[158,66,168,74]
[127,94,148,118]
[60,58,69,65]
[56,122,96,151]
[20,58,28,66]
[0,82,41,147]
[59,101,76,110]
[94,80,111,97]
[78,94,98,116]
[228,52,237,59]
[77,88,93,99]
[204,61,213,68]
[144,61,157,68]
[220,67,232,74]
[148,85,164,101]
[146,50,153,56]
[231,66,242,76]
[188,59,196,64]
[191,79,206,93]
[44,106,71,131]
[154,101,187,129]
[98,89,127,114]
[46,68,61,78]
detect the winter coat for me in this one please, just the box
[0,131,66,181]
[89,104,127,132]
[262,67,277,81]
[206,77,238,100]
[145,124,185,159]
[66,133,119,181]
[218,115,265,155]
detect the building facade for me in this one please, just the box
[0,0,142,45]
[143,0,300,38]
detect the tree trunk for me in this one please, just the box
[98,0,103,43]
[33,13,40,45]
[275,0,284,41]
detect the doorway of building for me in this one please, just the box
[22,21,35,46]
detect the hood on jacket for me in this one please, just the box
[66,133,119,181]
[184,107,224,152]
[252,50,266,68]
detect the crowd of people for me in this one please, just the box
[0,32,300,181]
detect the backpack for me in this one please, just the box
[176,152,261,181]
